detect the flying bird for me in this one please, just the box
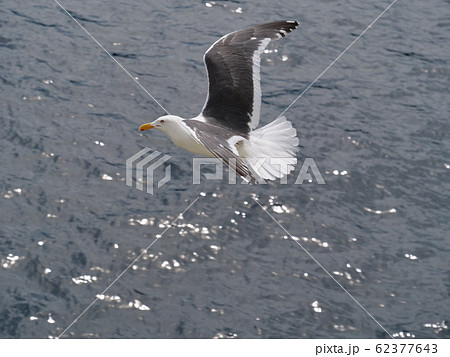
[139,21,300,182]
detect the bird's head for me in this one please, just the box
[139,115,182,134]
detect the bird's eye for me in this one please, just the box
[160,119,165,123]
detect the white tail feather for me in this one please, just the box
[241,116,299,180]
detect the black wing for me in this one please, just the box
[201,20,299,135]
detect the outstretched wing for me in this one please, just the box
[201,20,299,135]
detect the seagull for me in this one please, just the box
[139,20,299,182]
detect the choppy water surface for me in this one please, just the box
[1,0,449,338]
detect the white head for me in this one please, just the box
[139,115,183,135]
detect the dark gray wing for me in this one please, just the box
[183,120,256,182]
[202,20,299,135]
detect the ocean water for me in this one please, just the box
[1,0,449,338]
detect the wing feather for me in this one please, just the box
[184,120,256,182]
[201,20,299,134]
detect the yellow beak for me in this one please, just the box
[139,123,155,131]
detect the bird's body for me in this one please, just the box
[151,115,216,157]
[140,21,300,181]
